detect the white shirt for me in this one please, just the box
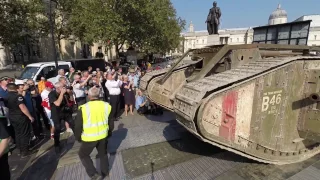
[105,79,122,95]
[41,89,51,110]
[73,83,85,98]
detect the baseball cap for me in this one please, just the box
[0,76,10,81]
[45,81,54,89]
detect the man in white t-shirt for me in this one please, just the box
[72,74,91,106]
[41,81,55,139]
[56,69,70,86]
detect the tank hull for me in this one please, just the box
[141,44,320,164]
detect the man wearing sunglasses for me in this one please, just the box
[0,77,9,100]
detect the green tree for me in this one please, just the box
[69,0,185,57]
[0,0,45,46]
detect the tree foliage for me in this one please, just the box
[0,0,45,47]
[68,0,185,54]
[0,0,185,56]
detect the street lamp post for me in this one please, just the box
[43,0,58,72]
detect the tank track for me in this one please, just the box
[174,56,320,165]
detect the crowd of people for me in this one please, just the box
[0,62,165,179]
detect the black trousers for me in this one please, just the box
[10,115,31,154]
[119,94,125,109]
[76,97,87,107]
[137,106,148,114]
[52,113,73,147]
[39,106,50,130]
[32,97,49,136]
[0,118,14,142]
[109,94,120,120]
[0,153,10,180]
[78,138,109,177]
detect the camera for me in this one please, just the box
[66,86,73,91]
[27,85,36,92]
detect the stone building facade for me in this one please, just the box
[180,4,320,54]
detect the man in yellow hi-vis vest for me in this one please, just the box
[75,87,112,180]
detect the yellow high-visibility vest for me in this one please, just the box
[80,101,111,142]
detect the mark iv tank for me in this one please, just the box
[140,20,320,165]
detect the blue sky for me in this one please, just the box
[171,0,320,32]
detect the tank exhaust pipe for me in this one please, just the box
[309,93,320,102]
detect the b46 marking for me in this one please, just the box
[261,90,282,114]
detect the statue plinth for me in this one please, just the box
[207,34,221,45]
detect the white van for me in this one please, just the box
[15,61,72,85]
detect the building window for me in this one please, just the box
[202,40,204,44]
[230,38,232,42]
[315,35,317,40]
[196,40,198,44]
[237,38,239,42]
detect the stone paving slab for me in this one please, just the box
[55,111,179,169]
[17,109,320,180]
[287,159,320,180]
[53,153,127,180]
[122,133,225,178]
[56,121,184,169]
[133,152,246,180]
[214,154,320,180]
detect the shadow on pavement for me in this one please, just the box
[143,110,175,124]
[107,123,128,169]
[18,136,74,180]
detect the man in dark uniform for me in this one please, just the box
[6,83,35,158]
[0,118,10,180]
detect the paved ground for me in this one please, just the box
[7,110,320,180]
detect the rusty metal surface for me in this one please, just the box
[174,56,310,122]
[191,44,320,81]
[175,57,320,164]
[142,43,320,165]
